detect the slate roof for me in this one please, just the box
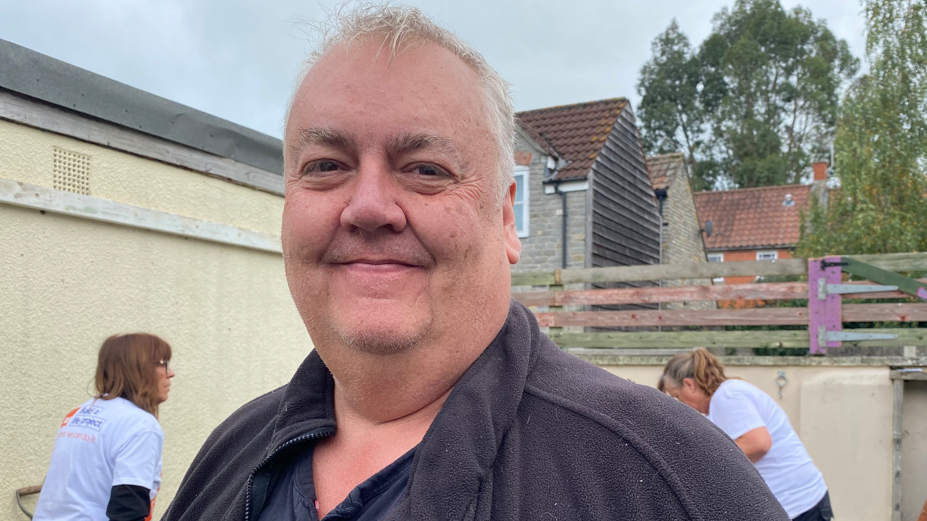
[694,184,811,250]
[647,153,687,190]
[516,98,628,181]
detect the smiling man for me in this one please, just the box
[163,5,787,521]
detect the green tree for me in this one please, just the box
[637,20,706,171]
[798,0,927,256]
[637,0,858,190]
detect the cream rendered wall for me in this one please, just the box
[0,119,282,236]
[0,119,310,520]
[902,381,927,520]
[801,370,894,520]
[602,363,896,521]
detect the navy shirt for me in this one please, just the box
[257,444,416,521]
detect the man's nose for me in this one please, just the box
[340,164,407,233]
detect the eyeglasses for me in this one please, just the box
[157,360,170,373]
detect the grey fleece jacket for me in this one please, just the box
[163,301,787,520]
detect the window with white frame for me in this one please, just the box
[757,251,778,261]
[707,253,724,282]
[513,166,529,237]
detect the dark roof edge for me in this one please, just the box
[0,38,283,175]
[516,96,628,116]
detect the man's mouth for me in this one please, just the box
[339,258,420,267]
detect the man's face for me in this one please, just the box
[282,39,521,356]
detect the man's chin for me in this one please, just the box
[335,324,428,355]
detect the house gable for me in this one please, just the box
[588,104,660,269]
[646,153,707,266]
[512,98,660,275]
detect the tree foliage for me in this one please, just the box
[637,21,705,167]
[637,0,858,190]
[797,0,927,256]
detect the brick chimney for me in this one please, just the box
[812,161,828,182]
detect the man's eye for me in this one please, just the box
[412,164,444,176]
[304,160,341,174]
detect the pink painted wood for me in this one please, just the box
[808,256,843,354]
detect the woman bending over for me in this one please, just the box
[659,349,832,521]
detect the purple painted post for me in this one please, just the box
[808,256,843,354]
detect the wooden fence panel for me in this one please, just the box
[511,252,927,287]
[546,328,927,349]
[535,303,927,328]
[513,279,927,307]
[514,252,927,351]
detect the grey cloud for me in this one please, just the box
[0,0,865,139]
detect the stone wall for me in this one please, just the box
[661,169,714,310]
[512,135,588,274]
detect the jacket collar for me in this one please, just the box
[399,301,541,519]
[265,301,542,519]
[267,350,337,455]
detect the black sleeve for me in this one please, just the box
[106,484,151,521]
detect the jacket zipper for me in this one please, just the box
[244,426,335,521]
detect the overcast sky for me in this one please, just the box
[0,0,867,139]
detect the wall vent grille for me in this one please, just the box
[52,147,91,195]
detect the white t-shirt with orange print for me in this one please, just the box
[34,396,163,521]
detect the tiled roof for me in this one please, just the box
[516,98,628,181]
[647,153,686,190]
[515,118,560,158]
[694,184,811,250]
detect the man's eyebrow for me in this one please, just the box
[387,132,469,171]
[288,127,354,156]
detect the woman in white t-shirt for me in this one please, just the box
[34,333,175,521]
[659,349,832,521]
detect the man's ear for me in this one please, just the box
[502,180,522,265]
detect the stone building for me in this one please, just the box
[646,153,714,309]
[512,98,661,277]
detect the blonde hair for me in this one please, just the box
[285,3,516,198]
[658,348,729,397]
[94,333,172,418]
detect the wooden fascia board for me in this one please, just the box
[0,178,282,253]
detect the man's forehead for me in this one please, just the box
[290,38,480,117]
[284,39,489,166]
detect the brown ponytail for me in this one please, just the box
[659,348,729,397]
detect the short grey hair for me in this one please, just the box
[285,4,516,198]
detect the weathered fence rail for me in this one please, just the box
[534,303,927,328]
[515,279,927,307]
[512,252,927,351]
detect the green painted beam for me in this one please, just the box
[841,258,927,300]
